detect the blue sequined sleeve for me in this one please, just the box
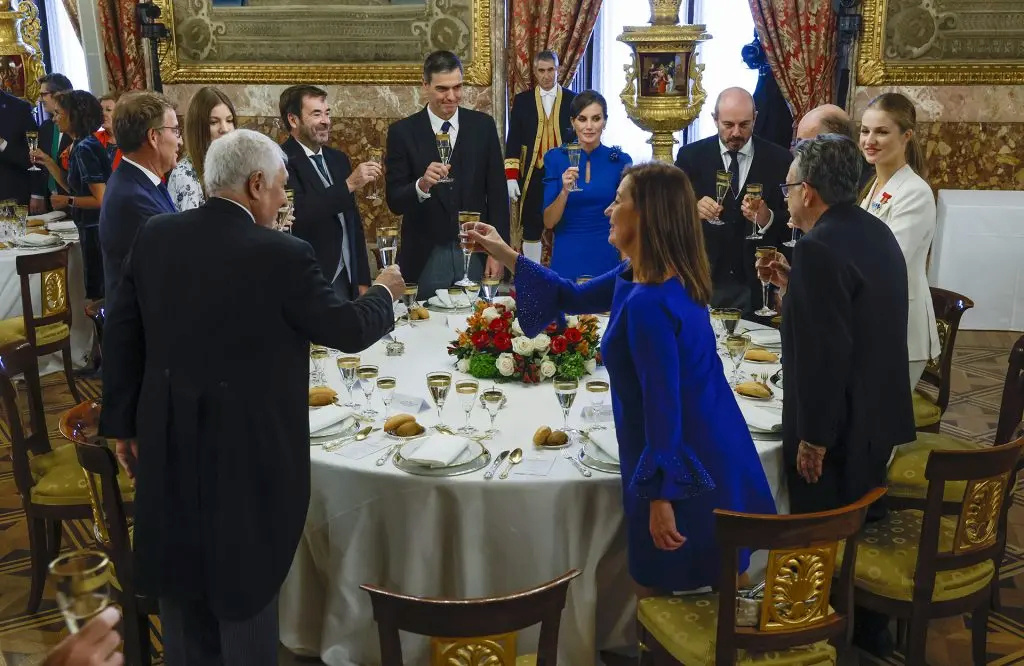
[624,288,715,501]
[512,254,619,337]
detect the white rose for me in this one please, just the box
[511,318,524,337]
[566,315,579,329]
[540,359,557,378]
[532,333,551,354]
[584,358,597,374]
[496,352,516,376]
[482,307,501,323]
[457,358,470,373]
[511,336,533,356]
[494,296,517,312]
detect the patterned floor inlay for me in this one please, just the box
[0,331,1020,664]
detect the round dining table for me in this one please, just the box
[279,309,787,665]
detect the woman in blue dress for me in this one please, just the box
[543,91,631,281]
[467,162,775,593]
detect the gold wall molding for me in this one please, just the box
[0,0,46,103]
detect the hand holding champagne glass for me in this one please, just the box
[456,212,481,287]
[708,171,731,226]
[376,226,398,268]
[49,550,112,634]
[26,131,41,171]
[565,143,583,192]
[754,246,779,316]
[436,133,454,183]
[364,147,384,200]
[743,183,764,239]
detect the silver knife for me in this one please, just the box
[564,453,592,477]
[376,443,401,466]
[484,450,510,480]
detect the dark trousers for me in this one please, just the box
[520,172,545,243]
[160,595,279,666]
[79,224,104,301]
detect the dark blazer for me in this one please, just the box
[0,90,35,204]
[98,197,394,619]
[32,117,72,199]
[781,202,916,514]
[675,135,792,312]
[386,106,510,282]
[98,160,176,311]
[282,136,371,297]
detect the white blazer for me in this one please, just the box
[860,164,940,363]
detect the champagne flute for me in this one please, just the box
[455,379,479,433]
[337,356,360,408]
[49,550,111,634]
[26,131,41,171]
[784,225,801,248]
[725,334,752,385]
[481,276,500,303]
[754,246,778,317]
[456,212,480,287]
[744,183,763,240]
[436,133,454,183]
[365,147,384,200]
[585,379,609,430]
[377,376,397,419]
[553,379,578,433]
[426,371,452,428]
[357,364,379,417]
[376,226,398,268]
[481,386,505,435]
[403,283,419,327]
[566,143,583,192]
[708,170,731,226]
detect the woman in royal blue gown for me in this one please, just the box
[467,162,775,593]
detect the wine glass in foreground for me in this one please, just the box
[377,376,397,419]
[553,378,578,433]
[365,147,384,200]
[49,550,111,634]
[456,212,480,287]
[403,283,418,327]
[744,183,763,239]
[754,246,778,317]
[337,356,360,408]
[725,334,751,385]
[708,171,731,226]
[585,379,609,430]
[357,364,379,417]
[480,387,505,435]
[436,133,454,183]
[719,308,742,336]
[26,131,41,171]
[426,371,452,428]
[455,379,479,434]
[566,143,583,192]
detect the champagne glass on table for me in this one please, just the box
[743,183,763,239]
[725,333,752,385]
[585,379,609,430]
[436,133,454,183]
[403,283,419,327]
[376,226,398,268]
[364,147,384,200]
[426,370,452,429]
[708,171,731,226]
[377,376,397,419]
[26,131,41,171]
[456,211,481,287]
[480,276,500,303]
[718,308,742,336]
[481,386,505,435]
[357,364,379,417]
[455,379,479,434]
[337,355,360,408]
[566,143,583,192]
[49,550,111,633]
[553,378,579,433]
[754,246,778,317]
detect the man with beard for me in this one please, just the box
[280,85,379,302]
[674,87,791,315]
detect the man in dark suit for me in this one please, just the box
[99,91,180,313]
[279,85,378,302]
[29,73,73,214]
[0,89,35,204]
[675,88,792,315]
[386,50,510,298]
[504,50,575,263]
[99,129,402,666]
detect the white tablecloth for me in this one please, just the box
[931,189,1024,331]
[279,313,785,665]
[0,241,93,373]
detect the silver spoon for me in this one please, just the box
[323,426,378,452]
[499,448,524,480]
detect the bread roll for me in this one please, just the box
[532,426,552,446]
[308,386,338,407]
[735,381,772,399]
[745,348,778,363]
[395,421,425,437]
[544,430,569,447]
[384,414,416,433]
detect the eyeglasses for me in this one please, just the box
[154,126,182,137]
[780,181,804,198]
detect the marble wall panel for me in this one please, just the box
[918,121,1024,192]
[853,85,1024,122]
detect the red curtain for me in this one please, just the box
[747,0,837,125]
[97,0,147,91]
[507,0,603,98]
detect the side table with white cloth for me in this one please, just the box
[279,312,786,665]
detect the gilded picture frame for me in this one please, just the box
[152,0,492,85]
[858,0,1024,85]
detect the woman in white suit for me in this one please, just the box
[859,92,939,388]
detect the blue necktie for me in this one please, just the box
[440,120,452,134]
[727,150,741,198]
[157,181,174,210]
[310,153,331,184]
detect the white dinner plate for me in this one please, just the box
[746,329,781,347]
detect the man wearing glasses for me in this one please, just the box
[29,73,74,214]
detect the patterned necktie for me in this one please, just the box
[440,120,452,134]
[310,153,331,184]
[727,150,741,198]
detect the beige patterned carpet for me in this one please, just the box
[0,330,1020,665]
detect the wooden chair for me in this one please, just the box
[0,247,82,403]
[637,488,886,666]
[914,287,974,432]
[846,438,1024,665]
[360,569,581,665]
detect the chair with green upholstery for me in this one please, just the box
[913,287,974,432]
[361,569,580,665]
[844,439,1023,665]
[0,247,82,404]
[637,488,886,666]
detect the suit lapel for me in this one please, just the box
[870,165,912,223]
[284,137,329,194]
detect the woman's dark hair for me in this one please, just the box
[624,162,712,306]
[569,90,608,119]
[54,90,103,140]
[185,86,236,191]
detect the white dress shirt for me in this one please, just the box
[540,86,557,117]
[415,107,461,202]
[120,156,163,186]
[719,138,774,231]
[299,141,351,285]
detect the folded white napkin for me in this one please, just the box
[17,234,61,247]
[46,220,77,232]
[402,433,469,467]
[587,429,620,464]
[428,289,471,309]
[737,400,782,432]
[393,302,409,319]
[309,404,356,435]
[27,211,66,223]
[747,329,781,347]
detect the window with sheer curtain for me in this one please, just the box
[43,0,89,91]
[596,0,758,163]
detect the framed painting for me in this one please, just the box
[153,0,492,85]
[0,0,45,103]
[858,0,1024,85]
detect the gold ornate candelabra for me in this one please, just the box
[0,0,45,103]
[617,0,711,162]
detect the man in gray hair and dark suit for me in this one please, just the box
[99,129,403,665]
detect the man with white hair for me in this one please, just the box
[99,129,402,665]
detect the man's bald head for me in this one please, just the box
[713,87,757,151]
[796,104,854,141]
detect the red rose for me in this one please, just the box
[489,317,508,332]
[550,336,568,354]
[472,331,490,350]
[503,310,514,320]
[564,327,582,343]
[494,332,512,350]
[545,322,559,334]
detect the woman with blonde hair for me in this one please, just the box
[467,162,775,594]
[859,92,939,387]
[166,86,236,211]
[97,91,122,168]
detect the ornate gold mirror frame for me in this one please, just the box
[152,0,492,85]
[858,0,1024,85]
[0,0,46,103]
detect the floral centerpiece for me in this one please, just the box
[448,296,601,383]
